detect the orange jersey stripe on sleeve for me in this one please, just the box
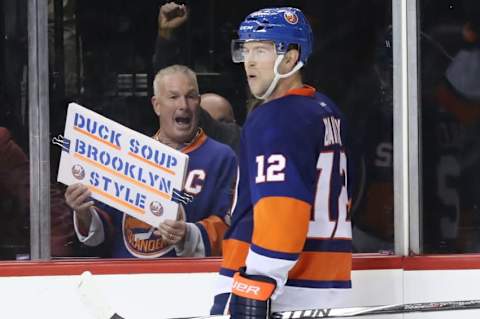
[197,215,228,256]
[289,251,352,281]
[221,238,250,271]
[252,196,311,254]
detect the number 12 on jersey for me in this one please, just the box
[309,151,351,239]
[254,151,351,239]
[255,154,286,183]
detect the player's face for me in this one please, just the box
[152,72,200,147]
[242,41,277,97]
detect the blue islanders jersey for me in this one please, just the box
[213,86,352,312]
[99,130,237,258]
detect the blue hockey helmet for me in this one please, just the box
[232,7,313,64]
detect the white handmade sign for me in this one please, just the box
[57,103,189,227]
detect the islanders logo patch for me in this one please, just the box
[123,214,173,258]
[284,10,298,25]
[71,164,85,180]
[149,201,164,217]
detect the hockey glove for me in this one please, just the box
[229,268,277,319]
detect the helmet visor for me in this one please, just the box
[231,40,276,63]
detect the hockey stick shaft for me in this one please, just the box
[77,271,480,318]
[77,271,126,319]
[187,300,480,318]
[272,299,480,318]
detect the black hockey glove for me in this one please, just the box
[229,268,277,319]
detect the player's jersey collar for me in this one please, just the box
[284,85,316,97]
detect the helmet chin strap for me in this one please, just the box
[253,55,305,100]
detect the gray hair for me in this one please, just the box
[153,64,199,96]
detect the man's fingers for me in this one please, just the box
[65,183,83,196]
[163,219,182,228]
[66,185,91,209]
[154,221,186,244]
[158,222,173,234]
[74,189,92,205]
[158,222,180,235]
[159,2,188,28]
[161,2,181,15]
[160,221,184,235]
[153,227,175,244]
[77,201,94,212]
[69,184,89,200]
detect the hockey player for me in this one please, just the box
[65,65,237,258]
[211,7,353,318]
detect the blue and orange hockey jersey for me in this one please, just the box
[95,130,237,258]
[212,86,352,312]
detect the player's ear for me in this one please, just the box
[284,48,300,70]
[151,96,161,116]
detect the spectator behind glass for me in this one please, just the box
[201,93,236,123]
[422,0,480,253]
[65,65,237,258]
[0,127,76,259]
[0,127,29,259]
[154,2,241,154]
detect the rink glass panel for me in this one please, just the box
[46,0,393,258]
[0,0,30,260]
[419,0,480,254]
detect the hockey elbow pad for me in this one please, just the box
[229,268,277,319]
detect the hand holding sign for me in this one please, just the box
[155,204,186,245]
[57,103,189,227]
[64,183,94,233]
